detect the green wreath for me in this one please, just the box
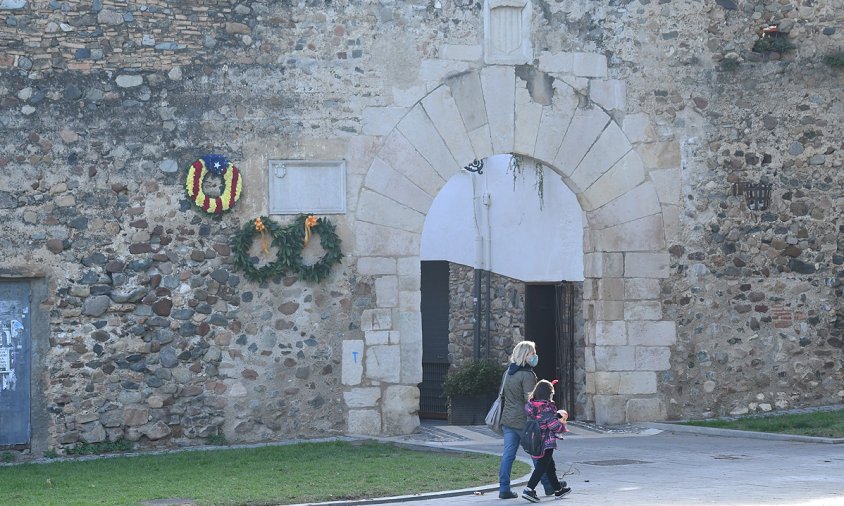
[231,217,291,283]
[231,215,342,283]
[288,214,343,283]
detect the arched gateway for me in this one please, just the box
[343,63,677,435]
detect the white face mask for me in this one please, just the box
[527,355,539,367]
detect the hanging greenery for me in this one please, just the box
[507,154,545,210]
[231,214,343,284]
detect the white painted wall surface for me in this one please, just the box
[421,155,584,282]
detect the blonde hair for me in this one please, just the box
[509,340,536,366]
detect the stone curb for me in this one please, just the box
[645,422,844,444]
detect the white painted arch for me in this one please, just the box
[347,63,676,435]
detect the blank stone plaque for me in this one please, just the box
[269,159,346,214]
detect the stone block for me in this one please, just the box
[399,312,423,384]
[594,214,666,252]
[588,181,659,231]
[572,52,608,78]
[534,82,578,164]
[595,395,629,425]
[627,321,677,346]
[594,372,619,393]
[397,105,460,182]
[554,107,610,179]
[366,345,402,383]
[581,151,647,212]
[365,330,396,345]
[649,168,681,205]
[360,308,393,331]
[362,106,407,136]
[594,345,635,371]
[342,340,364,385]
[662,205,681,244]
[448,71,487,131]
[419,58,471,83]
[398,290,420,312]
[514,84,543,158]
[624,301,663,321]
[595,320,626,346]
[589,79,626,111]
[347,409,382,436]
[598,277,624,300]
[638,141,680,170]
[422,86,476,166]
[468,124,494,161]
[123,405,150,426]
[357,257,397,276]
[379,131,446,196]
[439,44,483,61]
[375,275,399,307]
[625,252,670,278]
[480,65,515,154]
[622,112,655,144]
[382,385,420,435]
[624,278,661,300]
[635,346,671,371]
[626,397,666,422]
[365,158,434,215]
[570,122,632,193]
[343,387,382,408]
[537,51,573,73]
[354,222,420,256]
[595,300,624,320]
[617,372,657,394]
[357,190,425,233]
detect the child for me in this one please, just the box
[521,380,572,503]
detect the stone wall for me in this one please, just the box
[1,0,843,453]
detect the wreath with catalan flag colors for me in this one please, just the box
[185,154,242,214]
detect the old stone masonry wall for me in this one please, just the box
[0,0,843,453]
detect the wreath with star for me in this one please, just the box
[231,214,343,283]
[185,154,243,214]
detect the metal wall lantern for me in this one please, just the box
[732,181,772,211]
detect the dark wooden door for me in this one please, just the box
[420,261,450,419]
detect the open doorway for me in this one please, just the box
[419,261,450,419]
[525,283,577,419]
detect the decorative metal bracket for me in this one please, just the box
[732,181,772,211]
[463,159,484,174]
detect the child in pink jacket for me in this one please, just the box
[521,380,571,503]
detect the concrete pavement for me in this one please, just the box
[292,421,844,506]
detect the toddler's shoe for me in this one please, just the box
[522,488,540,503]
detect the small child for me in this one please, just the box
[521,380,572,503]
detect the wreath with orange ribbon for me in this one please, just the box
[231,214,342,283]
[185,154,243,214]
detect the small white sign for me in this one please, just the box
[269,159,346,214]
[0,348,10,373]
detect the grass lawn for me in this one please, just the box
[0,441,527,506]
[680,409,844,438]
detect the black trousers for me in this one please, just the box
[527,449,563,491]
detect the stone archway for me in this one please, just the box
[345,62,677,435]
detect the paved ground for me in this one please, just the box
[291,421,844,506]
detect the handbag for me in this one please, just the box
[485,370,508,434]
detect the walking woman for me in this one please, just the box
[498,340,554,499]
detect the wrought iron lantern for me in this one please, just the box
[732,181,772,211]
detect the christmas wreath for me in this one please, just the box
[288,214,344,282]
[231,214,343,283]
[232,217,289,282]
[185,154,242,214]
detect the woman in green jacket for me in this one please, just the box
[497,341,556,499]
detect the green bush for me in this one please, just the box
[752,35,795,54]
[66,439,133,456]
[441,360,505,398]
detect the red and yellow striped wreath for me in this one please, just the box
[185,155,242,214]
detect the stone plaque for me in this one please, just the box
[269,159,346,214]
[484,0,532,64]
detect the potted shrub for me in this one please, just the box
[442,360,506,425]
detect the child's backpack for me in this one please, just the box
[520,415,548,457]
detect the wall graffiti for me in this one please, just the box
[0,319,23,391]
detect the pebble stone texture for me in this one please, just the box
[0,0,842,454]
